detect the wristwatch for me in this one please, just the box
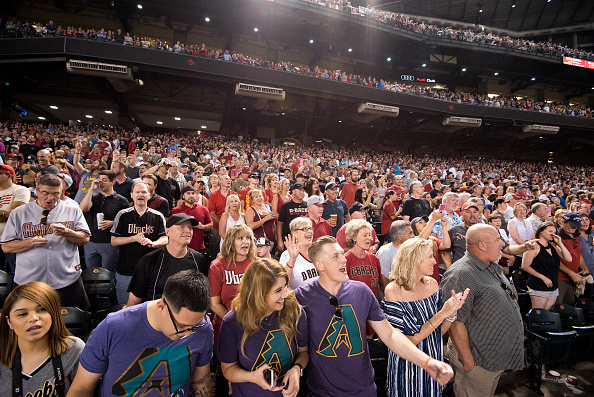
[293,362,304,376]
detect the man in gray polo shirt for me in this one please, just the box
[441,224,527,397]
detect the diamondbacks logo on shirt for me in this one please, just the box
[224,270,244,285]
[113,346,191,397]
[252,329,294,377]
[22,221,75,238]
[317,304,364,358]
[127,224,155,235]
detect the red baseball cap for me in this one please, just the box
[0,164,15,178]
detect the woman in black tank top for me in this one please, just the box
[521,221,572,310]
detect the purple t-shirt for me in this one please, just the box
[294,280,385,397]
[218,309,308,396]
[80,302,213,397]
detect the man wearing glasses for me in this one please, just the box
[441,224,532,397]
[295,236,453,397]
[68,270,214,397]
[0,173,91,308]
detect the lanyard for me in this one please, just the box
[12,348,65,397]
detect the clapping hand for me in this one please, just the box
[442,288,470,318]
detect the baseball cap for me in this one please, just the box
[493,198,505,206]
[58,173,73,187]
[181,185,196,195]
[291,182,305,191]
[0,164,15,178]
[255,237,271,246]
[248,172,259,179]
[410,215,429,232]
[159,158,171,167]
[166,213,199,228]
[306,195,325,206]
[241,167,251,174]
[562,212,583,228]
[325,182,338,190]
[504,194,514,202]
[461,202,479,211]
[538,194,550,202]
[349,202,367,215]
[26,154,37,163]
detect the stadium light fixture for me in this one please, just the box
[387,57,392,62]
[175,117,181,120]
[137,4,142,9]
[205,17,210,22]
[105,110,112,114]
[157,121,163,125]
[348,48,353,52]
[254,27,259,32]
[422,63,426,67]
[461,68,466,72]
[38,116,46,120]
[309,39,314,44]
[494,72,499,76]
[85,115,93,118]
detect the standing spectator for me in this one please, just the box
[231,167,251,193]
[169,161,186,190]
[527,202,548,231]
[0,282,85,397]
[556,212,589,305]
[322,182,349,237]
[0,174,91,309]
[386,175,408,211]
[79,170,129,271]
[272,177,291,219]
[578,212,594,300]
[208,174,236,249]
[0,164,30,273]
[155,159,181,213]
[219,195,246,250]
[336,202,380,252]
[381,190,402,242]
[340,169,361,208]
[449,202,481,263]
[295,236,453,396]
[245,189,276,246]
[507,203,534,271]
[67,270,213,397]
[377,220,414,279]
[72,139,102,203]
[277,182,308,250]
[141,174,170,217]
[490,198,509,231]
[382,238,468,397]
[170,186,213,259]
[218,258,307,396]
[430,192,462,239]
[110,181,168,304]
[305,195,333,240]
[127,213,207,305]
[521,221,572,310]
[208,224,256,339]
[255,237,273,259]
[111,161,133,202]
[239,172,260,210]
[279,217,317,290]
[441,224,525,397]
[402,181,431,221]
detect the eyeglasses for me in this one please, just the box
[40,209,49,224]
[296,227,314,233]
[38,190,61,198]
[329,296,343,322]
[163,298,207,335]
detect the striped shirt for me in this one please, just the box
[441,252,524,372]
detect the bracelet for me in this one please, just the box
[427,319,435,332]
[293,362,303,373]
[423,357,433,372]
[446,315,457,322]
[286,263,294,269]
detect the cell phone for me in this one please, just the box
[439,204,446,211]
[263,368,277,388]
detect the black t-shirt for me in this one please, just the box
[20,144,41,159]
[401,197,431,220]
[111,207,167,275]
[114,177,134,202]
[156,175,181,213]
[128,247,206,302]
[449,224,469,263]
[85,191,130,243]
[126,166,139,179]
[278,200,308,240]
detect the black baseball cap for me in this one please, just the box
[166,213,199,228]
[181,185,196,195]
[291,182,305,191]
[349,202,367,215]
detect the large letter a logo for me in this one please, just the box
[317,304,364,357]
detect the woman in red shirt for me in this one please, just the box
[208,224,256,339]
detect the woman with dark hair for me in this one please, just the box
[209,224,257,339]
[304,178,322,200]
[218,258,308,396]
[521,221,572,310]
[578,212,594,300]
[0,282,84,396]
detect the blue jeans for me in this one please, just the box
[115,272,133,305]
[84,242,119,271]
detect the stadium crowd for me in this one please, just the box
[1,18,592,118]
[0,118,593,397]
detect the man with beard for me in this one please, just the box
[171,186,213,264]
[141,174,170,218]
[385,175,407,211]
[401,181,431,222]
[449,202,481,263]
[79,170,129,271]
[126,213,207,305]
[111,182,168,304]
[155,158,181,213]
[277,182,308,249]
[111,161,134,202]
[340,169,361,208]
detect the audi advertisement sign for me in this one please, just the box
[400,74,436,83]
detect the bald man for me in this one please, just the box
[440,224,532,397]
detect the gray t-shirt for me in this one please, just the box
[74,170,100,203]
[448,224,469,263]
[0,337,84,396]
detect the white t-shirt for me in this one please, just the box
[279,250,318,290]
[0,184,31,236]
[376,243,398,279]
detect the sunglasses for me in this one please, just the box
[329,296,343,322]
[500,282,517,301]
[40,209,50,224]
[163,298,207,336]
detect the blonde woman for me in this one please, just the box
[246,189,276,245]
[218,258,308,396]
[272,178,291,219]
[219,194,246,250]
[382,238,468,397]
[264,174,279,205]
[508,202,534,270]
[279,218,317,290]
[208,224,256,339]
